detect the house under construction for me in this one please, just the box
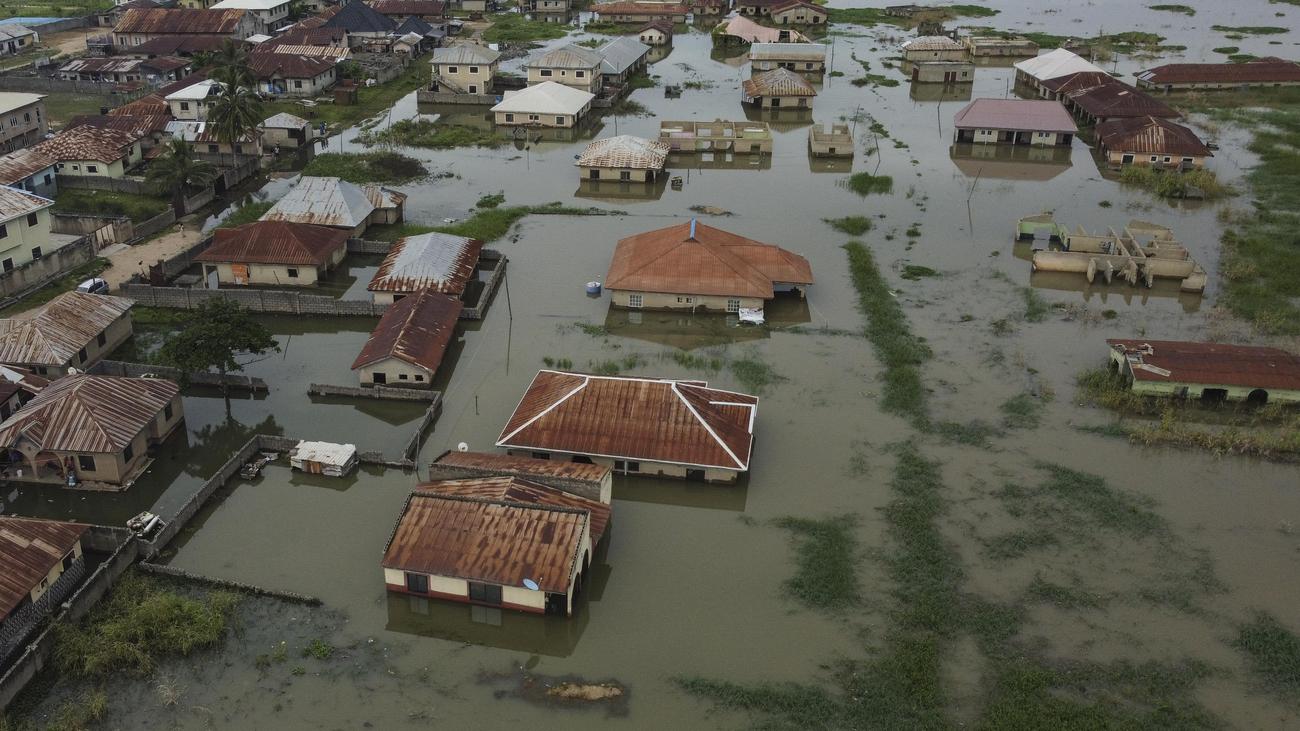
[1015,215,1206,292]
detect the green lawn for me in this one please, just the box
[51,190,170,222]
[260,63,431,132]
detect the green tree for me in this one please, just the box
[207,84,263,164]
[145,138,219,216]
[158,299,278,396]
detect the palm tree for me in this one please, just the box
[208,84,264,165]
[146,138,219,216]
[209,39,253,89]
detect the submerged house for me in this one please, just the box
[604,220,813,313]
[659,119,773,154]
[0,374,183,487]
[382,475,610,615]
[598,36,651,88]
[527,44,604,94]
[900,35,967,62]
[593,1,687,23]
[741,67,817,108]
[953,98,1076,147]
[0,292,133,378]
[429,450,613,503]
[261,112,316,149]
[749,42,826,76]
[260,176,405,236]
[0,517,87,659]
[367,231,483,304]
[491,82,595,128]
[638,20,672,46]
[195,221,350,287]
[430,44,500,95]
[1014,48,1104,94]
[247,52,338,97]
[576,135,669,182]
[1106,340,1300,405]
[352,289,462,388]
[769,0,827,25]
[1095,116,1212,170]
[497,370,758,483]
[1136,58,1300,92]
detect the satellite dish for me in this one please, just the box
[522,578,540,591]
[457,442,469,452]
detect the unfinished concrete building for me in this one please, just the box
[1016,215,1206,292]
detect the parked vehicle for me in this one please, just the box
[75,277,109,295]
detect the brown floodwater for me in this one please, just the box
[10,1,1300,727]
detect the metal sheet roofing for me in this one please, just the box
[262,111,309,129]
[367,232,481,296]
[605,220,813,299]
[129,34,231,55]
[113,8,247,35]
[247,52,336,79]
[0,292,132,367]
[742,67,817,98]
[953,98,1077,133]
[749,41,826,61]
[492,82,594,116]
[0,184,52,223]
[197,220,350,266]
[323,0,396,33]
[1040,70,1116,95]
[59,57,144,74]
[370,0,446,15]
[210,0,289,9]
[1096,116,1211,158]
[433,450,612,485]
[261,176,375,229]
[900,35,964,51]
[0,148,55,186]
[530,44,603,70]
[1014,48,1104,82]
[111,93,169,116]
[1137,58,1300,85]
[0,517,87,621]
[32,125,141,164]
[417,476,611,544]
[497,371,759,471]
[67,113,171,138]
[352,289,461,373]
[0,374,178,454]
[164,78,223,101]
[576,134,668,170]
[714,15,808,44]
[1065,80,1180,120]
[594,1,686,14]
[432,43,499,65]
[0,93,44,115]
[598,36,650,75]
[1107,339,1300,391]
[0,24,36,42]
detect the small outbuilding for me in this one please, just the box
[491,81,595,128]
[742,67,817,108]
[352,289,461,388]
[196,220,349,287]
[367,231,482,304]
[1095,115,1212,170]
[911,60,973,84]
[953,98,1076,146]
[576,135,669,182]
[1107,339,1300,405]
[289,440,357,476]
[261,112,316,149]
[808,123,853,157]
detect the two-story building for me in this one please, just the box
[0,185,54,274]
[210,0,291,35]
[527,44,603,95]
[164,78,225,120]
[430,44,500,94]
[0,93,46,154]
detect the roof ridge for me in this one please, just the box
[498,373,590,444]
[671,382,745,469]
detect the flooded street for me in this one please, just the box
[10,0,1300,728]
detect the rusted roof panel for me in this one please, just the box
[1137,58,1300,86]
[197,220,349,266]
[110,93,170,116]
[1066,81,1180,119]
[742,67,816,98]
[900,35,964,52]
[67,113,171,138]
[749,41,826,61]
[247,52,336,80]
[1107,339,1300,391]
[497,371,758,471]
[576,135,668,170]
[595,1,687,14]
[0,517,87,620]
[0,292,132,367]
[1096,115,1211,157]
[382,490,587,593]
[32,125,142,164]
[367,232,481,296]
[128,34,230,55]
[714,15,807,44]
[370,0,446,16]
[0,183,53,220]
[352,290,461,373]
[58,58,144,74]
[531,44,603,70]
[261,176,375,229]
[433,450,612,484]
[1040,70,1115,95]
[605,220,813,299]
[113,8,247,35]
[417,476,610,543]
[0,374,178,453]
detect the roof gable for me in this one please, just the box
[261,176,375,228]
[198,220,349,266]
[0,374,178,453]
[0,517,87,620]
[351,290,462,372]
[0,291,132,366]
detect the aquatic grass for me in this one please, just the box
[1000,393,1048,429]
[670,351,722,371]
[1235,612,1300,699]
[1213,45,1240,54]
[823,215,872,235]
[1149,3,1195,14]
[1118,166,1232,200]
[1021,287,1051,322]
[542,356,574,369]
[51,190,169,222]
[900,265,938,280]
[302,639,334,660]
[771,515,861,611]
[360,119,505,149]
[933,419,1002,447]
[483,13,570,43]
[300,151,427,184]
[1126,420,1300,463]
[1211,25,1288,34]
[983,529,1059,560]
[845,172,893,196]
[1026,576,1106,609]
[729,356,785,393]
[1008,463,1164,536]
[476,191,506,209]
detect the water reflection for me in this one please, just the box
[1027,270,1204,313]
[809,155,853,174]
[665,151,772,171]
[949,142,1073,181]
[742,106,814,132]
[615,473,749,511]
[909,82,973,102]
[575,176,669,202]
[603,299,814,351]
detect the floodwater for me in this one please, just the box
[11,0,1300,727]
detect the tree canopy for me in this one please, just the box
[158,299,278,383]
[146,138,219,215]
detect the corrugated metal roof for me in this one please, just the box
[418,476,611,544]
[197,220,349,266]
[263,111,309,129]
[749,42,826,61]
[164,78,223,101]
[367,232,481,296]
[0,292,132,367]
[742,67,817,98]
[0,184,53,223]
[0,93,44,116]
[67,113,171,138]
[32,125,141,164]
[1096,115,1210,157]
[492,82,594,115]
[382,488,588,593]
[255,43,349,60]
[0,25,36,42]
[594,1,686,13]
[211,0,289,9]
[352,289,461,373]
[323,0,396,33]
[1137,58,1300,85]
[0,517,87,621]
[371,0,446,15]
[59,58,144,74]
[714,15,808,44]
[1014,48,1104,82]
[432,43,498,65]
[248,52,336,80]
[433,450,612,485]
[1107,339,1300,391]
[576,134,668,170]
[111,93,170,116]
[130,34,234,55]
[0,374,178,454]
[1040,70,1115,95]
[900,35,964,52]
[531,44,603,70]
[606,220,812,298]
[598,36,650,75]
[953,98,1077,133]
[1065,80,1180,119]
[113,8,247,35]
[261,176,375,229]
[497,371,759,471]
[0,149,55,187]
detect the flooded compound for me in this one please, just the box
[6,0,1300,729]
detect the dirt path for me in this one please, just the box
[45,29,98,57]
[101,223,204,289]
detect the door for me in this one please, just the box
[373,372,387,384]
[944,71,956,83]
[912,66,919,81]
[231,263,249,285]
[405,572,428,593]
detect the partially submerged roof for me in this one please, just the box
[1107,340,1300,391]
[367,232,482,296]
[0,148,56,186]
[743,67,817,98]
[197,220,349,266]
[0,517,87,621]
[114,7,248,35]
[1064,80,1180,120]
[1014,48,1104,82]
[0,374,178,453]
[531,43,603,70]
[900,35,964,52]
[1137,58,1300,86]
[1096,116,1211,158]
[262,111,310,129]
[749,41,826,61]
[1040,70,1116,95]
[953,98,1077,133]
[432,43,499,65]
[497,371,759,471]
[598,36,650,75]
[261,176,376,229]
[491,81,594,115]
[594,1,687,14]
[606,220,812,299]
[576,134,669,170]
[417,476,611,544]
[323,0,396,33]
[352,290,461,373]
[714,15,807,44]
[0,292,133,366]
[433,450,613,486]
[32,125,141,164]
[0,184,53,222]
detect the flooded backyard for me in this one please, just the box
[8,0,1300,728]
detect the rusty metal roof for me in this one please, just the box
[58,57,145,74]
[0,517,87,621]
[900,35,964,52]
[714,15,807,44]
[433,450,612,485]
[1137,58,1300,86]
[382,488,588,593]
[32,125,142,164]
[110,93,170,116]
[0,183,53,222]
[749,41,826,61]
[530,44,603,70]
[113,7,247,35]
[1107,340,1300,391]
[351,290,461,373]
[261,176,375,229]
[248,52,336,80]
[197,220,350,266]
[67,113,171,138]
[367,232,481,296]
[742,67,817,98]
[497,371,758,471]
[594,1,687,13]
[370,0,446,15]
[576,135,668,170]
[1065,80,1180,120]
[417,476,611,543]
[0,374,178,454]
[953,98,1077,133]
[605,220,813,299]
[1040,70,1115,95]
[0,292,133,367]
[1096,116,1211,158]
[129,34,231,55]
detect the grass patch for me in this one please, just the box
[771,515,860,611]
[823,215,872,235]
[218,200,274,228]
[1000,392,1048,429]
[1211,25,1288,34]
[1127,420,1300,462]
[730,356,785,393]
[900,265,938,280]
[1026,575,1106,609]
[0,258,108,317]
[1149,3,1195,14]
[845,172,893,196]
[1213,45,1240,54]
[590,354,644,376]
[671,351,723,371]
[1118,166,1232,200]
[1235,612,1300,699]
[934,419,1002,446]
[373,203,621,244]
[476,191,506,209]
[984,529,1059,560]
[262,62,429,130]
[302,638,334,660]
[999,463,1163,536]
[826,4,995,27]
[542,356,574,369]
[484,12,570,43]
[1021,287,1050,322]
[51,190,169,222]
[300,151,427,184]
[1229,53,1260,63]
[360,118,505,149]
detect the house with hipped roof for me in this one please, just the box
[195,220,350,286]
[0,292,134,377]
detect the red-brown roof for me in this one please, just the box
[247,52,336,80]
[197,221,349,266]
[497,371,758,471]
[32,125,142,164]
[1096,116,1211,158]
[742,67,817,98]
[1040,70,1116,95]
[1137,58,1300,86]
[432,450,612,485]
[110,93,170,116]
[606,220,813,299]
[0,517,87,621]
[770,0,825,14]
[114,8,247,35]
[67,113,171,138]
[596,1,687,13]
[1065,81,1180,120]
[369,0,446,16]
[128,34,230,55]
[953,98,1078,133]
[416,476,610,543]
[351,289,462,373]
[0,374,178,454]
[0,148,56,186]
[638,20,674,34]
[1108,339,1300,391]
[256,25,347,49]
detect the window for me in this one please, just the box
[123,442,134,462]
[469,66,478,73]
[414,374,424,381]
[30,246,40,260]
[77,348,87,364]
[528,114,539,121]
[1150,155,1158,162]
[468,582,503,605]
[540,69,552,76]
[575,71,584,78]
[448,65,458,73]
[532,452,550,460]
[399,374,409,380]
[23,112,29,123]
[87,165,98,174]
[43,174,51,185]
[180,102,190,111]
[373,372,387,384]
[628,293,643,308]
[97,332,107,347]
[164,403,173,420]
[555,116,564,124]
[619,170,630,181]
[615,460,640,472]
[405,572,428,593]
[0,224,7,239]
[26,212,37,226]
[234,144,243,154]
[1162,156,1171,163]
[78,455,96,472]
[727,298,740,313]
[1,259,10,272]
[286,267,298,278]
[504,113,514,122]
[61,552,75,571]
[293,79,302,88]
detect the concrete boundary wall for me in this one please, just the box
[136,563,322,605]
[403,398,443,462]
[309,383,440,401]
[465,249,506,320]
[0,237,95,300]
[90,360,268,392]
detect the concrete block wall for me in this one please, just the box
[0,237,95,298]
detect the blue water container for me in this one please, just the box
[586,281,602,295]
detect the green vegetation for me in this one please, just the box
[1125,418,1300,462]
[53,572,240,679]
[823,216,872,235]
[670,351,722,371]
[1235,612,1300,699]
[1229,53,1260,63]
[999,463,1163,537]
[771,515,860,611]
[730,356,786,393]
[158,299,279,387]
[0,258,108,318]
[39,92,116,125]
[370,202,621,245]
[1117,166,1231,200]
[843,241,931,426]
[826,4,997,27]
[627,73,657,89]
[302,639,335,660]
[1213,45,1240,54]
[262,62,430,129]
[0,0,111,20]
[845,172,894,196]
[51,190,169,222]
[476,192,506,209]
[983,529,1058,560]
[1149,3,1195,14]
[1212,25,1288,34]
[542,356,574,369]
[590,354,645,376]
[301,151,428,184]
[1026,575,1106,609]
[484,13,570,43]
[146,138,219,216]
[1000,392,1048,429]
[219,200,274,228]
[360,119,505,149]
[900,265,938,280]
[1021,286,1050,322]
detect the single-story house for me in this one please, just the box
[911,61,973,84]
[352,289,462,388]
[196,220,349,287]
[430,43,500,95]
[637,20,672,46]
[741,67,817,108]
[1136,58,1300,92]
[690,0,726,17]
[0,184,55,274]
[0,148,56,198]
[163,120,262,157]
[497,370,759,483]
[1061,79,1180,126]
[0,374,183,487]
[527,44,603,94]
[713,14,807,44]
[492,81,595,128]
[605,219,812,313]
[66,113,171,154]
[164,78,224,120]
[1107,339,1300,405]
[428,450,613,504]
[769,0,826,25]
[1014,48,1104,94]
[260,176,405,236]
[111,8,256,48]
[576,134,669,182]
[261,112,317,149]
[323,0,397,46]
[58,57,148,84]
[901,35,967,62]
[0,24,37,56]
[735,0,781,17]
[953,98,1077,146]
[120,33,232,58]
[370,0,447,21]
[0,517,87,659]
[593,1,687,23]
[248,52,338,96]
[31,125,145,179]
[367,231,483,304]
[749,42,826,76]
[0,292,133,378]
[1095,115,1212,170]
[598,36,650,87]
[964,35,1038,58]
[382,475,610,615]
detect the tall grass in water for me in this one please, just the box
[1117,166,1231,200]
[1235,612,1300,699]
[771,515,860,611]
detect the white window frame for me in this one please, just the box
[628,293,643,308]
